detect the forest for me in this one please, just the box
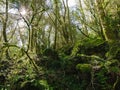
[0,0,120,90]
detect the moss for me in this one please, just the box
[71,38,108,57]
[104,60,120,73]
[76,64,92,73]
[20,81,41,90]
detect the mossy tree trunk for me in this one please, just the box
[53,0,58,50]
[2,0,10,60]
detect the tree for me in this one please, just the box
[0,0,11,59]
[95,0,120,59]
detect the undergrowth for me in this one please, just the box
[0,37,120,90]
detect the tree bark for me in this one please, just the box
[3,0,10,60]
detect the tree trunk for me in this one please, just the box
[3,0,10,60]
[96,0,119,42]
[53,0,59,50]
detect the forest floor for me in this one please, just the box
[0,38,120,90]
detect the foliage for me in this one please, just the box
[76,64,92,73]
[0,0,120,90]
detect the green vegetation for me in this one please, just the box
[0,0,120,90]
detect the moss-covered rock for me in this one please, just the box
[72,38,109,58]
[76,64,92,73]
